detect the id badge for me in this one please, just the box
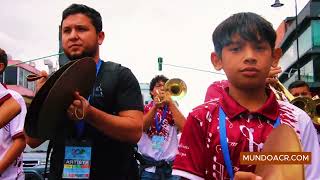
[62,140,92,179]
[151,135,165,151]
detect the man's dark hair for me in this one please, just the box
[149,75,168,99]
[212,12,276,57]
[61,4,102,33]
[288,80,310,91]
[0,48,8,73]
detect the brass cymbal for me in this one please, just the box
[255,124,304,180]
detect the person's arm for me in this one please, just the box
[298,112,320,179]
[0,97,20,128]
[266,66,282,85]
[234,172,262,180]
[87,107,143,143]
[172,111,207,179]
[142,105,157,131]
[0,136,26,174]
[167,99,186,131]
[67,92,143,143]
[152,90,186,131]
[68,66,144,143]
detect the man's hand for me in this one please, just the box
[35,70,49,92]
[235,171,262,180]
[154,90,172,108]
[67,92,90,121]
[266,66,282,86]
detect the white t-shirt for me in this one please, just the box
[0,83,10,105]
[0,90,26,179]
[138,101,179,173]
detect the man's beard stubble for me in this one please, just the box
[65,45,98,61]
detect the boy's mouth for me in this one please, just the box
[240,67,259,76]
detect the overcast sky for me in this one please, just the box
[0,0,310,115]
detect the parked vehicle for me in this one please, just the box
[23,141,49,180]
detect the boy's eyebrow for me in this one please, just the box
[227,39,268,46]
[226,40,243,46]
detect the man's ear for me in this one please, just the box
[211,52,223,71]
[271,48,282,67]
[0,63,4,73]
[97,31,105,45]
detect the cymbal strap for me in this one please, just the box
[26,74,46,82]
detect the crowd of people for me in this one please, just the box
[1,3,320,180]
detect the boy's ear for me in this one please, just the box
[271,48,282,67]
[211,52,223,70]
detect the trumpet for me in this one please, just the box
[270,80,320,127]
[156,78,187,103]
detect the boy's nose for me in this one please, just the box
[243,49,257,65]
[244,57,257,65]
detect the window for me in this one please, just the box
[298,26,312,56]
[18,67,24,86]
[280,25,312,72]
[300,60,314,82]
[312,20,320,47]
[4,66,17,85]
[279,43,297,72]
[17,67,35,91]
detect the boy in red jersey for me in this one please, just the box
[172,12,320,180]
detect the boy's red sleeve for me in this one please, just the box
[172,113,207,179]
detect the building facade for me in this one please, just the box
[276,0,320,95]
[140,83,152,105]
[1,60,40,105]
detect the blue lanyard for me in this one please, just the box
[154,104,168,132]
[218,107,280,180]
[76,59,102,137]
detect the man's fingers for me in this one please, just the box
[74,91,88,102]
[73,100,82,107]
[269,66,282,78]
[234,171,262,180]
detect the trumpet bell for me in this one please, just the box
[312,99,320,128]
[164,78,187,101]
[291,96,316,118]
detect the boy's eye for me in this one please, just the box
[256,46,266,51]
[229,47,241,52]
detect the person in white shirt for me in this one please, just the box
[0,48,21,129]
[0,89,26,179]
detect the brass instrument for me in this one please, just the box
[164,78,187,101]
[156,78,187,103]
[270,80,320,127]
[313,98,320,128]
[255,124,305,180]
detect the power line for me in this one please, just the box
[163,63,225,75]
[8,52,64,66]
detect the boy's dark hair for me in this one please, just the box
[61,4,102,33]
[0,48,8,73]
[288,80,310,91]
[149,75,169,99]
[212,12,276,57]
